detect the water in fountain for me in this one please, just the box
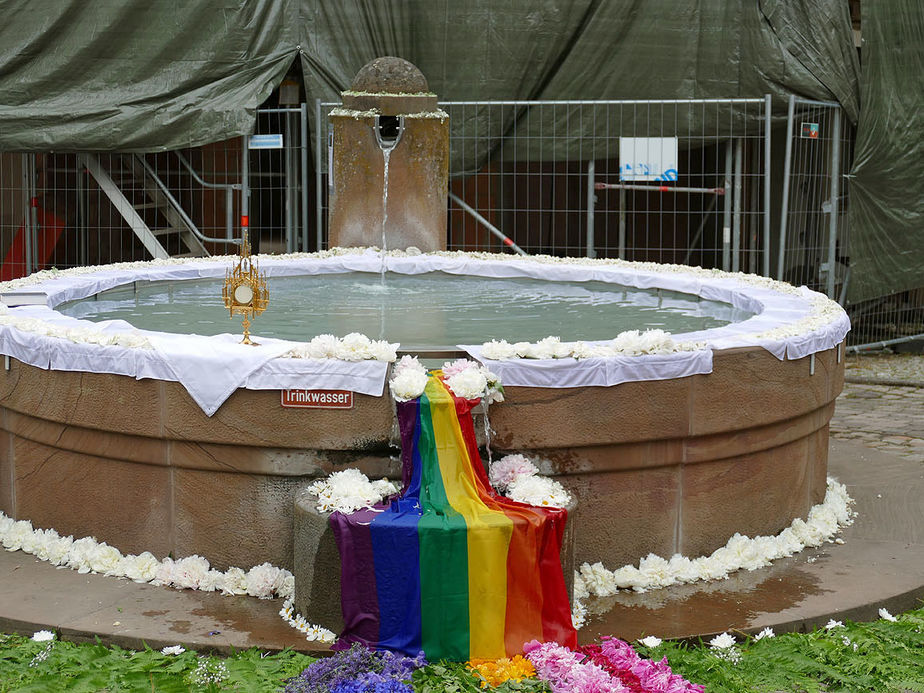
[58,273,755,349]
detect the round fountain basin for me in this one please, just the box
[0,251,848,582]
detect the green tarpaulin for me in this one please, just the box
[0,0,297,151]
[845,0,924,303]
[0,0,858,150]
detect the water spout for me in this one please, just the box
[375,115,404,152]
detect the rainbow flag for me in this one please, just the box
[329,372,576,661]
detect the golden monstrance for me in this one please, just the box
[222,230,268,345]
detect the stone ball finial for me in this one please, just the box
[350,57,430,95]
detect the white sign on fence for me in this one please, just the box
[619,137,679,182]
[248,134,284,149]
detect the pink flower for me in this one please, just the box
[525,641,628,693]
[488,454,539,492]
[441,358,474,377]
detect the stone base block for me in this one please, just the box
[292,487,577,635]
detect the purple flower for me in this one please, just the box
[283,644,424,693]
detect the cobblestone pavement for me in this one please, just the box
[830,353,924,463]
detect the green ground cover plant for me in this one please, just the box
[2,607,923,692]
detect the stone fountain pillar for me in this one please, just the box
[328,57,448,252]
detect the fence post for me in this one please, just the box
[21,154,32,276]
[732,138,743,273]
[763,94,772,278]
[777,94,796,280]
[722,141,732,271]
[586,159,596,258]
[825,108,842,299]
[301,102,309,253]
[241,135,250,239]
[315,98,324,252]
[618,188,626,259]
[285,110,295,253]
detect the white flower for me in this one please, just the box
[152,557,178,587]
[481,340,518,360]
[442,358,475,377]
[639,635,662,648]
[825,619,844,630]
[335,332,373,361]
[31,630,55,642]
[390,368,428,402]
[753,627,775,640]
[578,562,619,598]
[3,519,34,552]
[368,339,397,362]
[709,632,736,650]
[506,475,571,508]
[198,569,226,593]
[308,469,398,515]
[36,531,73,566]
[879,608,897,622]
[571,598,587,629]
[489,454,539,492]
[445,367,487,399]
[278,572,296,601]
[305,334,340,359]
[220,567,249,596]
[161,645,185,655]
[89,542,124,576]
[120,552,160,583]
[172,555,211,590]
[66,536,100,574]
[636,553,674,590]
[246,562,283,599]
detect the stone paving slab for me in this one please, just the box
[0,556,327,655]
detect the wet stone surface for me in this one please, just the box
[831,354,924,464]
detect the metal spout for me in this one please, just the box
[375,115,404,152]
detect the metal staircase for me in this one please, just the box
[78,153,210,259]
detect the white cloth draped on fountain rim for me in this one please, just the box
[0,249,850,412]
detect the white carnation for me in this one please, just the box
[506,475,571,508]
[390,368,428,402]
[481,340,517,360]
[368,339,398,362]
[637,553,674,589]
[221,567,249,595]
[278,572,296,600]
[445,367,487,399]
[335,332,373,361]
[152,557,178,587]
[36,530,74,566]
[246,562,282,599]
[121,552,161,583]
[308,469,397,515]
[198,569,226,593]
[305,333,341,359]
[3,519,34,552]
[488,454,539,491]
[172,555,211,590]
[66,536,100,574]
[89,542,124,576]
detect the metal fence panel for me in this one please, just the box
[315,98,771,274]
[1,98,920,349]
